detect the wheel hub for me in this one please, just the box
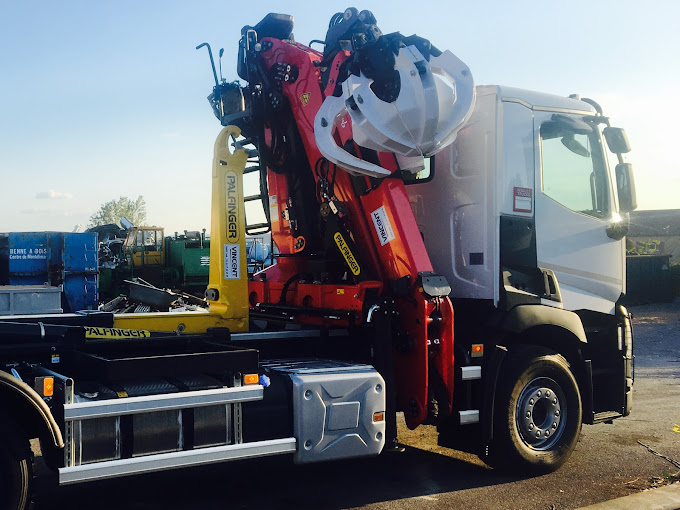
[516,377,566,450]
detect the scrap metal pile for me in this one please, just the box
[99,278,209,313]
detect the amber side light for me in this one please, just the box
[35,376,54,397]
[244,374,259,385]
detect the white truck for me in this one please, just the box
[407,85,635,464]
[0,9,635,509]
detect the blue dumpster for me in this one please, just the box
[7,232,99,312]
[8,232,55,285]
[63,233,99,312]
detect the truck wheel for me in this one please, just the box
[487,347,582,474]
[0,422,35,510]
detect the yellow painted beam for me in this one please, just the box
[205,126,250,333]
[113,312,229,334]
[113,126,251,335]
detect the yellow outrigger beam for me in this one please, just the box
[113,126,249,334]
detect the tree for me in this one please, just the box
[88,196,147,228]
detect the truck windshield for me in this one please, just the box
[540,122,610,219]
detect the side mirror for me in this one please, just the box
[603,127,631,154]
[615,163,637,212]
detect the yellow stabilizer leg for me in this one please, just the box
[205,125,249,332]
[114,126,249,334]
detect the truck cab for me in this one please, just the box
[408,85,635,314]
[124,226,165,268]
[407,86,634,456]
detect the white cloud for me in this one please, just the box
[35,190,73,200]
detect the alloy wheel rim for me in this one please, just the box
[515,377,567,450]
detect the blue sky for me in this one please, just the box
[1,0,678,234]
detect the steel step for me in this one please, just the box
[64,385,264,421]
[59,437,297,485]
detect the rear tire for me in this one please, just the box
[0,421,35,510]
[486,346,582,474]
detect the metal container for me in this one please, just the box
[0,285,63,315]
[8,232,54,285]
[265,359,386,463]
[624,254,674,305]
[165,236,211,288]
[62,232,98,312]
[6,232,98,312]
[0,234,9,285]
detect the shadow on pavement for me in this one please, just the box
[38,445,525,510]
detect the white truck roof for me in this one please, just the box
[480,85,597,114]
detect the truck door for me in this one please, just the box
[533,112,624,314]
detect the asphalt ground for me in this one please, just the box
[36,298,680,510]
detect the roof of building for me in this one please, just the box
[628,209,680,237]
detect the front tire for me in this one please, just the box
[0,421,35,510]
[487,346,582,474]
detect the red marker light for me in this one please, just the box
[471,344,484,358]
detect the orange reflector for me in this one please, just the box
[373,412,385,422]
[43,377,54,397]
[471,344,484,358]
[243,373,259,385]
[35,377,54,397]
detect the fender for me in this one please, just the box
[0,370,64,448]
[480,345,507,451]
[481,304,593,449]
[501,304,588,344]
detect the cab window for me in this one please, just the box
[540,122,610,218]
[402,157,434,184]
[143,230,156,246]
